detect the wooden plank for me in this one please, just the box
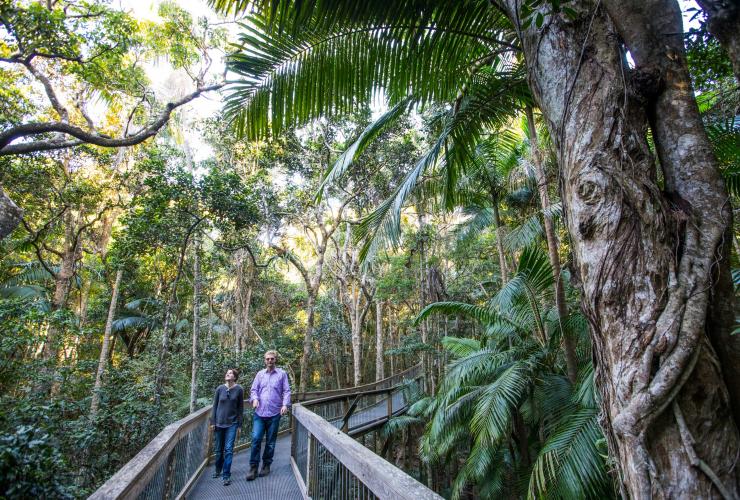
[293,405,442,500]
[90,406,211,500]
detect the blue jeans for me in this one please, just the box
[214,423,239,479]
[249,413,281,467]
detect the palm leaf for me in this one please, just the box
[528,407,611,500]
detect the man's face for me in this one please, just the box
[264,354,276,369]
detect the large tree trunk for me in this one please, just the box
[232,249,254,354]
[525,106,579,385]
[498,1,740,497]
[190,238,201,414]
[90,269,123,418]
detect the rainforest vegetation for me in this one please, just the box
[0,0,738,498]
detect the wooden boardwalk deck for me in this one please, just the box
[188,433,301,499]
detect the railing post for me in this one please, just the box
[161,443,178,500]
[205,423,213,465]
[306,433,316,497]
[387,388,393,419]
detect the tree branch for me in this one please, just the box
[0,83,225,155]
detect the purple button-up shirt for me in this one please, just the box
[250,367,291,418]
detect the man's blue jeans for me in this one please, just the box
[249,413,281,467]
[214,423,239,479]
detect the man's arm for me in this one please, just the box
[281,371,291,415]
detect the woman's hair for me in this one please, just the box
[226,368,240,381]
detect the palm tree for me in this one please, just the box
[413,246,613,499]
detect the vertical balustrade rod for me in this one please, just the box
[306,433,315,497]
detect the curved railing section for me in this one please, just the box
[289,364,440,499]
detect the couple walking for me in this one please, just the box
[210,350,291,486]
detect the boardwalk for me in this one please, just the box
[187,391,406,499]
[89,366,439,500]
[189,433,301,499]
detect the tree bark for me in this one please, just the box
[375,300,385,381]
[190,238,201,414]
[90,269,123,418]
[525,106,579,385]
[498,0,740,497]
[42,211,82,365]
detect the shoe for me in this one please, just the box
[223,477,231,486]
[259,464,271,477]
[212,470,221,479]
[246,465,257,481]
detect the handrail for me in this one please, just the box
[290,401,441,499]
[294,363,422,402]
[90,364,425,500]
[90,406,211,500]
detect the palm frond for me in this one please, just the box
[224,4,514,139]
[416,301,498,327]
[316,96,414,201]
[0,285,47,300]
[470,360,531,446]
[504,202,561,252]
[112,315,154,332]
[440,335,482,358]
[528,407,611,500]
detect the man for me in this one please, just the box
[247,350,291,481]
[210,368,244,486]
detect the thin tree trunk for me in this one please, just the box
[190,238,201,414]
[299,290,318,393]
[491,203,509,284]
[525,105,578,384]
[375,300,384,381]
[499,1,740,496]
[90,269,123,418]
[351,285,362,386]
[42,214,80,365]
[154,220,200,407]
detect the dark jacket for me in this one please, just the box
[211,384,244,428]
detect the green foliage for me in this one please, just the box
[0,425,74,499]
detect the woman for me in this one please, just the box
[210,368,244,486]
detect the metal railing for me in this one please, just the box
[89,406,211,500]
[294,364,422,402]
[290,368,440,499]
[90,364,425,500]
